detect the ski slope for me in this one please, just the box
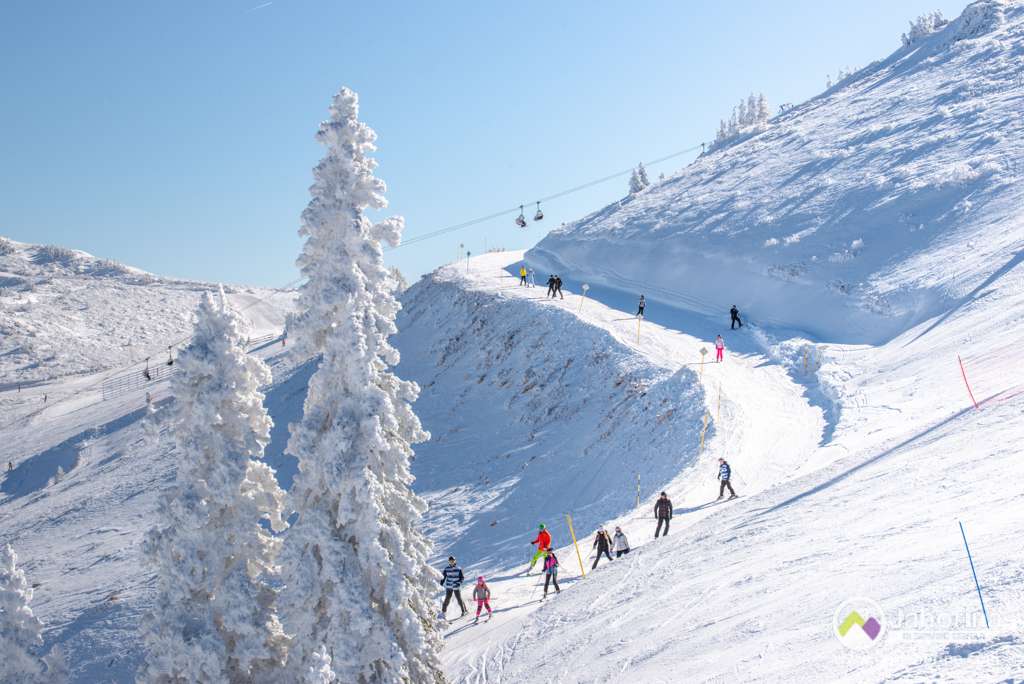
[428,249,1024,682]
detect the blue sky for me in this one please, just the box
[1,0,967,287]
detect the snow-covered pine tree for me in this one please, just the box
[280,86,444,684]
[0,544,65,683]
[139,290,288,684]
[746,94,758,125]
[756,93,770,124]
[628,167,643,194]
[636,162,650,189]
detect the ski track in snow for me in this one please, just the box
[433,248,1024,683]
[433,252,825,680]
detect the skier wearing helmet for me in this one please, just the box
[528,523,552,574]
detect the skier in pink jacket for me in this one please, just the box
[715,335,725,363]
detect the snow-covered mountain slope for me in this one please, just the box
[0,237,293,385]
[438,246,1024,682]
[0,336,307,682]
[397,254,824,573]
[529,0,1024,344]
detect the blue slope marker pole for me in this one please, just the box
[958,520,990,629]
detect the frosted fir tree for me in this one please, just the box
[280,86,444,683]
[756,93,770,124]
[0,545,66,683]
[636,162,650,189]
[139,290,289,684]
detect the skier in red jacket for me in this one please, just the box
[528,523,552,574]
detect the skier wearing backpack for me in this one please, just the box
[717,458,737,500]
[636,295,646,318]
[730,305,743,330]
[546,275,557,298]
[528,523,552,574]
[519,265,528,286]
[715,335,725,363]
[440,556,467,618]
[472,576,492,623]
[554,275,564,300]
[612,526,631,557]
[542,549,561,598]
[591,527,614,569]
[654,491,673,538]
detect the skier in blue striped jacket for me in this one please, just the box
[717,458,737,500]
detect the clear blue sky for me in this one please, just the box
[1,0,967,287]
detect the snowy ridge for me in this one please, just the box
[529,0,1024,344]
[0,236,294,385]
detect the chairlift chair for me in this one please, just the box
[515,205,527,229]
[533,201,544,222]
[166,345,174,366]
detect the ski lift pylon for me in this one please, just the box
[533,201,544,222]
[515,205,527,228]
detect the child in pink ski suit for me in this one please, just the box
[715,335,725,362]
[473,576,492,621]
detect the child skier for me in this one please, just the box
[542,549,561,598]
[473,576,492,623]
[519,265,528,286]
[715,335,725,363]
[717,458,738,500]
[636,295,646,318]
[528,523,552,574]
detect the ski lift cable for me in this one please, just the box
[389,143,704,250]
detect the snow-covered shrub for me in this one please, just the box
[280,87,444,683]
[33,245,77,265]
[950,0,1006,41]
[901,10,948,47]
[139,289,289,683]
[628,163,650,194]
[712,92,770,150]
[0,237,15,256]
[0,545,66,683]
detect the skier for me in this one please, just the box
[528,523,552,574]
[717,458,738,500]
[546,275,557,298]
[439,556,467,619]
[528,268,536,287]
[554,275,564,300]
[472,576,492,623]
[519,265,528,286]
[542,549,561,598]
[612,526,630,557]
[6,461,12,473]
[715,335,725,363]
[591,527,614,569]
[730,305,743,330]
[636,295,646,318]
[654,491,673,538]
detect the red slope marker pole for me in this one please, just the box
[957,354,979,410]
